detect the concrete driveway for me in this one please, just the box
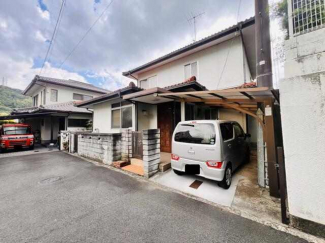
[0,152,306,243]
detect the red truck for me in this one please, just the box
[0,124,34,152]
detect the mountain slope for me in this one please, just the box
[0,85,32,115]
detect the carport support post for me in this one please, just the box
[264,99,280,198]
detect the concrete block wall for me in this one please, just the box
[121,129,132,162]
[78,133,121,165]
[142,129,160,178]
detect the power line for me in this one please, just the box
[57,0,114,71]
[216,0,242,89]
[40,0,66,75]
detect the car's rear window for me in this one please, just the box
[3,126,31,135]
[174,123,216,145]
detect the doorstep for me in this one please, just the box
[122,164,144,176]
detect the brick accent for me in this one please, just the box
[142,129,160,178]
[78,133,121,165]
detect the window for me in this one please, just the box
[220,123,234,141]
[40,91,43,105]
[111,102,133,129]
[68,119,89,127]
[233,123,244,138]
[139,76,157,89]
[43,89,46,104]
[3,126,31,135]
[73,93,93,101]
[33,95,39,106]
[184,62,198,80]
[51,89,58,102]
[174,123,216,145]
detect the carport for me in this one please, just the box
[156,86,282,199]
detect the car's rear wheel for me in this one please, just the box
[218,165,232,189]
[173,169,185,176]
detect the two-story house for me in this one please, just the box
[7,75,109,145]
[78,17,258,153]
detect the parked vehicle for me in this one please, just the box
[171,120,250,189]
[0,124,34,152]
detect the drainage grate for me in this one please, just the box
[39,176,62,185]
[189,180,203,189]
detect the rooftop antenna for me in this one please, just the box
[187,12,205,42]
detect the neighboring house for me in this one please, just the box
[78,17,258,153]
[280,0,325,233]
[0,75,109,145]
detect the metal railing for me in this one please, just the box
[292,0,325,35]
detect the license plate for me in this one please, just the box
[185,164,200,174]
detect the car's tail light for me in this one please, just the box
[206,161,223,169]
[171,154,180,161]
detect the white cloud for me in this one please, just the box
[37,7,50,21]
[35,30,47,42]
[0,20,7,30]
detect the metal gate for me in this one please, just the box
[132,132,143,159]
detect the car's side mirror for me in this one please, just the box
[245,133,251,139]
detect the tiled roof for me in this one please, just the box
[23,75,110,95]
[233,82,257,89]
[12,101,91,114]
[77,82,142,107]
[164,76,207,91]
[123,17,255,76]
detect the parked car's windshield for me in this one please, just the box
[174,123,216,145]
[3,126,31,135]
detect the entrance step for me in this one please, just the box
[122,165,144,176]
[130,158,143,167]
[159,162,171,172]
[112,161,130,168]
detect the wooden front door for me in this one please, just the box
[158,102,173,153]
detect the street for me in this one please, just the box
[0,151,306,243]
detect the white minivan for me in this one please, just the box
[171,120,250,189]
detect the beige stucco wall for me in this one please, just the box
[137,36,251,90]
[137,103,157,131]
[218,109,247,132]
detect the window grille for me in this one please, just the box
[292,0,325,35]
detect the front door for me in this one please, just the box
[158,102,173,153]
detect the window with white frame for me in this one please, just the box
[184,62,198,80]
[73,93,93,101]
[139,75,157,89]
[33,94,39,107]
[111,101,133,129]
[50,89,58,102]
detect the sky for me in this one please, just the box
[0,0,283,91]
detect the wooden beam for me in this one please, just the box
[240,91,254,99]
[157,87,270,97]
[208,93,226,99]
[186,94,202,100]
[180,97,267,104]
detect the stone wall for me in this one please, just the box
[78,133,121,165]
[121,129,132,162]
[142,129,160,178]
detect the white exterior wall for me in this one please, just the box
[30,83,104,107]
[92,99,136,133]
[137,103,157,131]
[280,27,325,225]
[137,36,251,90]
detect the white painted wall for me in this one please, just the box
[280,27,325,225]
[30,82,104,107]
[92,99,136,133]
[137,103,157,131]
[137,36,252,90]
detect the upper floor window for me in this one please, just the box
[292,0,325,35]
[111,101,132,129]
[184,62,198,80]
[50,89,58,102]
[73,93,93,101]
[33,94,39,107]
[139,75,157,89]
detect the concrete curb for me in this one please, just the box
[65,151,324,243]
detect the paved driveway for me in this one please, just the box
[0,152,306,243]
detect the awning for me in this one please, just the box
[0,112,68,121]
[123,87,175,104]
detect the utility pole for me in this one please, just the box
[255,0,273,88]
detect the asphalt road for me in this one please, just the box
[0,152,306,243]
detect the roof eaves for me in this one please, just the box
[122,17,255,76]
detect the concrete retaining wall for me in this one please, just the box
[142,129,160,178]
[78,133,121,165]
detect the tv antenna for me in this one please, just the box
[187,12,205,42]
